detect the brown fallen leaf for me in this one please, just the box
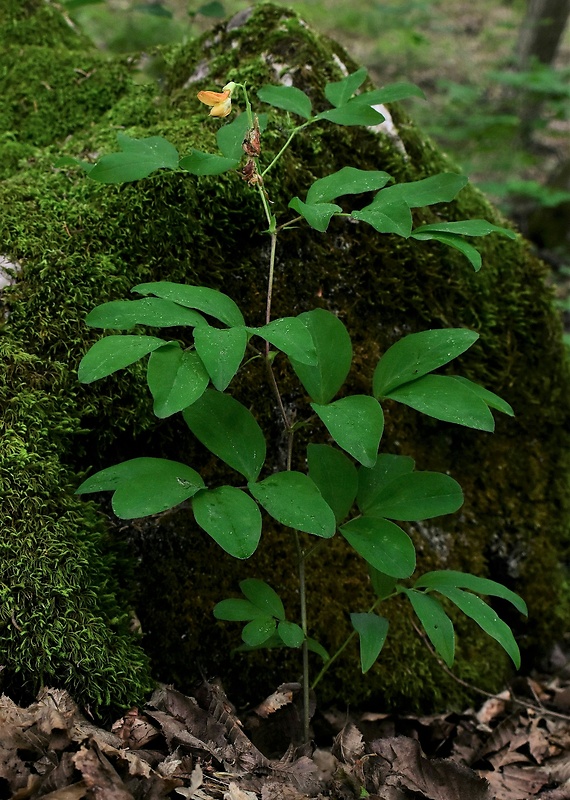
[369,736,493,800]
[74,739,134,800]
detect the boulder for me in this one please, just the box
[1,0,569,713]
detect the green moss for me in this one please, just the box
[1,1,570,714]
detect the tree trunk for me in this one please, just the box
[516,0,570,68]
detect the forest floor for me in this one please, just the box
[4,643,570,800]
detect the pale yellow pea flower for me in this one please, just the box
[197,82,237,118]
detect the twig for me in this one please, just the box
[411,620,570,723]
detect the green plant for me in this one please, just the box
[64,68,526,739]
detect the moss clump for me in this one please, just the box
[1,2,569,713]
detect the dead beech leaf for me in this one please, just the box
[370,736,493,800]
[254,684,301,719]
[74,740,134,800]
[482,764,548,800]
[332,723,365,765]
[111,707,160,749]
[477,691,511,725]
[38,782,89,800]
[224,781,258,800]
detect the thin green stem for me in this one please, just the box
[265,231,277,329]
[261,120,314,177]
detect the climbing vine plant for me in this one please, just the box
[59,68,527,739]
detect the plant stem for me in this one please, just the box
[261,120,313,177]
[295,531,310,742]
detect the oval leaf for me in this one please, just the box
[373,328,479,397]
[352,82,425,105]
[382,173,468,208]
[311,395,384,468]
[357,454,415,514]
[306,167,391,205]
[193,486,262,559]
[239,578,285,620]
[213,598,270,621]
[248,472,336,538]
[77,457,205,519]
[193,324,248,390]
[386,374,495,431]
[350,612,389,673]
[317,101,384,126]
[257,85,312,119]
[78,335,165,383]
[147,344,209,418]
[404,589,455,667]
[132,281,244,327]
[278,620,305,648]
[86,298,205,329]
[183,389,266,481]
[324,67,368,107]
[368,566,398,600]
[340,516,416,578]
[364,471,463,521]
[352,193,412,237]
[248,317,317,365]
[288,197,342,233]
[89,134,179,183]
[289,308,352,404]
[242,617,277,647]
[179,150,239,176]
[307,443,358,523]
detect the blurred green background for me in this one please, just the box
[63,0,570,280]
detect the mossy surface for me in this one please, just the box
[1,2,570,713]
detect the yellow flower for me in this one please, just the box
[197,82,237,118]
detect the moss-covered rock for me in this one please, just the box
[1,0,569,714]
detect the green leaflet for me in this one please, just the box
[147,343,209,418]
[257,85,312,119]
[311,395,384,468]
[132,281,245,327]
[361,470,464,521]
[357,454,415,514]
[76,457,205,519]
[373,328,479,397]
[386,374,496,431]
[340,516,416,578]
[183,389,266,482]
[414,570,527,616]
[306,167,391,204]
[240,578,286,620]
[350,613,389,673]
[289,309,352,404]
[192,486,262,559]
[88,134,179,183]
[86,298,205,329]
[288,196,342,232]
[179,150,239,176]
[404,590,455,667]
[78,335,165,384]
[193,324,248,391]
[248,316,318,365]
[248,472,336,538]
[307,444,358,523]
